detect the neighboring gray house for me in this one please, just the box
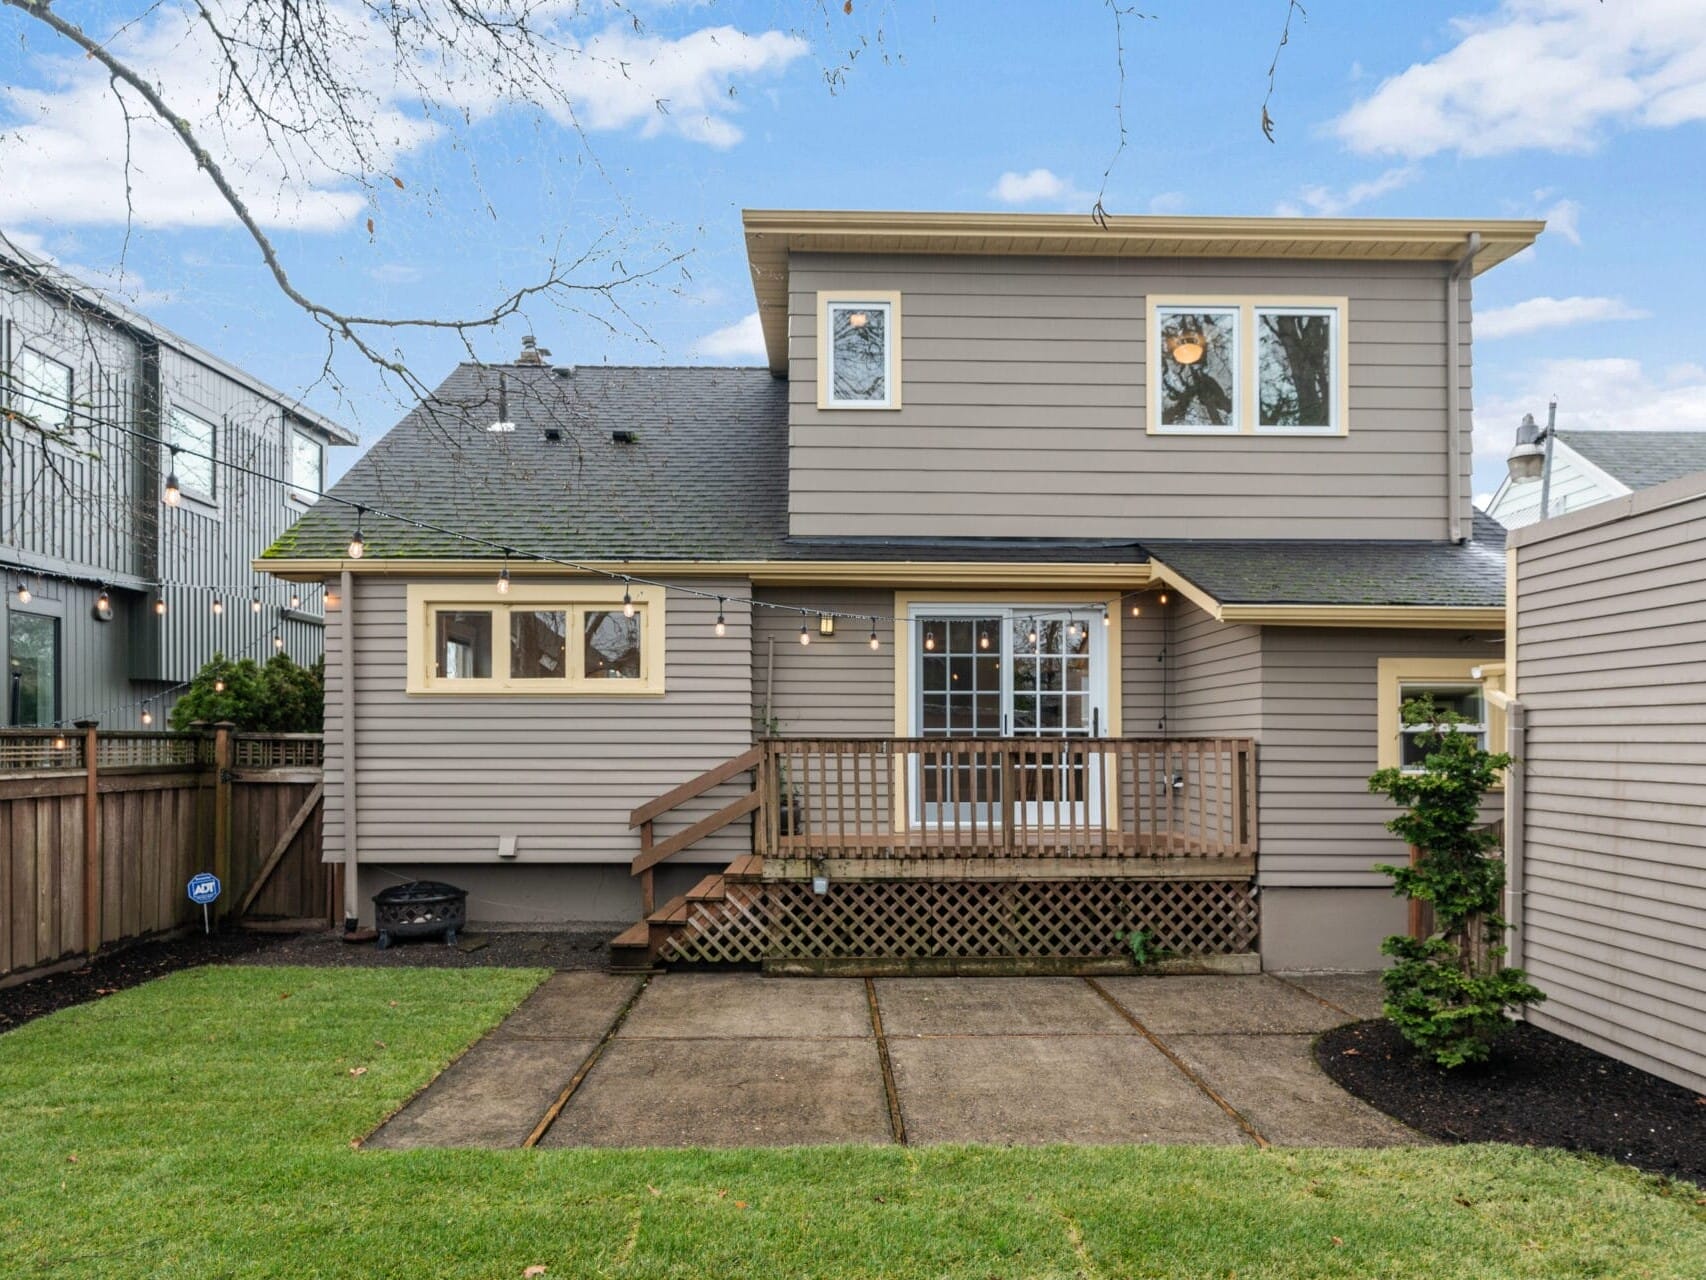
[1504,472,1706,1093]
[2,242,356,729]
[1485,428,1706,530]
[262,209,1541,972]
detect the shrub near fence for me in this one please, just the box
[0,724,330,983]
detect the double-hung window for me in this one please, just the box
[817,291,901,409]
[1150,298,1346,436]
[168,406,217,500]
[407,583,665,695]
[1376,657,1502,782]
[11,346,73,437]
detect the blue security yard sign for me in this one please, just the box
[188,872,221,932]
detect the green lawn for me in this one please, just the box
[1,967,1701,1279]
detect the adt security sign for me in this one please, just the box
[187,873,221,932]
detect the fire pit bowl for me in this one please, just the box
[372,881,467,949]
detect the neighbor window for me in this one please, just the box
[818,292,901,409]
[1376,657,1502,783]
[12,346,73,436]
[408,583,664,694]
[1149,298,1346,435]
[7,612,60,726]
[290,429,323,499]
[168,407,217,499]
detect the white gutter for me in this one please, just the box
[1446,232,1483,544]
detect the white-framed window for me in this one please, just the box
[12,346,74,437]
[290,429,323,501]
[406,582,665,695]
[1256,305,1339,433]
[817,291,901,409]
[1148,297,1347,436]
[1154,305,1240,433]
[1376,657,1502,784]
[167,406,217,500]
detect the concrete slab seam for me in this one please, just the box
[864,977,908,1146]
[1265,972,1358,1020]
[524,974,650,1149]
[1081,977,1270,1149]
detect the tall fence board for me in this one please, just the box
[0,728,327,981]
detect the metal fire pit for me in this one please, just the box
[372,881,467,949]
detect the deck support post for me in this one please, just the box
[78,721,100,954]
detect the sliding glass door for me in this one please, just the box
[911,605,1108,830]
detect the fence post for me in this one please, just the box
[213,722,236,923]
[77,720,100,955]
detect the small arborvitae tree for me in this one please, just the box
[1368,696,1544,1068]
[169,652,324,732]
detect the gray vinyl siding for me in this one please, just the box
[337,577,754,868]
[787,253,1471,541]
[1,273,337,724]
[1511,479,1706,1093]
[1257,627,1502,890]
[1165,601,1262,737]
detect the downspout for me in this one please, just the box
[1503,700,1527,987]
[1445,232,1483,544]
[340,568,360,931]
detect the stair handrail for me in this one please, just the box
[628,744,765,913]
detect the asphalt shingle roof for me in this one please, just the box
[267,363,1504,609]
[1558,431,1706,492]
[1142,511,1507,609]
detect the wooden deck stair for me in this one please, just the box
[609,858,764,971]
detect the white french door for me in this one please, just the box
[909,605,1109,830]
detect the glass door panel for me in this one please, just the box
[917,614,1004,825]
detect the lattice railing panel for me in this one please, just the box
[661,879,1257,964]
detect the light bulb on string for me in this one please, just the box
[163,446,182,506]
[497,550,511,594]
[1157,590,1169,606]
[273,634,285,651]
[621,580,634,618]
[53,732,68,751]
[714,598,727,637]
[154,595,167,617]
[799,621,811,646]
[347,507,366,559]
[289,592,301,609]
[979,631,990,650]
[140,703,154,727]
[1130,601,1142,618]
[1027,619,1038,645]
[869,619,880,651]
[214,677,226,693]
[211,594,223,616]
[1102,607,1111,627]
[924,629,936,652]
[14,579,29,605]
[250,591,262,614]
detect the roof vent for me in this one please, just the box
[611,430,638,445]
[487,370,516,432]
[515,334,550,366]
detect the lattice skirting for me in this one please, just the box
[661,879,1258,965]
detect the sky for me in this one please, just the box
[3,0,1704,505]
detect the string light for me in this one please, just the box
[140,703,154,726]
[924,629,936,652]
[1131,602,1142,617]
[214,677,226,693]
[979,631,991,650]
[798,621,811,646]
[162,445,182,506]
[1157,590,1170,605]
[496,550,511,595]
[869,619,880,651]
[250,591,263,614]
[211,594,224,615]
[289,592,301,609]
[154,595,167,616]
[53,732,68,751]
[14,579,29,604]
[273,634,285,651]
[1027,620,1038,645]
[714,598,726,637]
[621,580,634,618]
[1101,606,1111,627]
[346,507,366,559]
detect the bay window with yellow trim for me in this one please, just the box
[1376,657,1504,786]
[405,582,666,695]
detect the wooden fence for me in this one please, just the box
[0,725,330,983]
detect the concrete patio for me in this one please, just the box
[364,970,1412,1150]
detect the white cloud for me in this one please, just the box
[1147,191,1189,215]
[1474,356,1706,468]
[989,168,1092,207]
[1477,295,1648,338]
[0,7,807,232]
[1334,0,1706,159]
[0,229,175,307]
[1542,197,1582,246]
[693,311,767,361]
[1273,166,1418,217]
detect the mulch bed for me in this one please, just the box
[1317,1019,1706,1187]
[1,927,616,1035]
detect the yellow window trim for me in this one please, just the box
[815,289,903,410]
[1376,656,1505,788]
[404,581,666,696]
[1146,295,1350,437]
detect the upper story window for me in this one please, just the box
[1150,297,1346,436]
[290,429,324,502]
[817,290,901,409]
[406,581,665,695]
[168,406,217,500]
[12,346,73,437]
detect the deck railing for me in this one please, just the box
[758,736,1256,860]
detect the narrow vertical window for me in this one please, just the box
[13,347,73,436]
[1257,306,1339,432]
[167,407,218,499]
[1155,306,1239,431]
[821,295,899,408]
[435,610,493,679]
[7,612,60,726]
[290,429,324,498]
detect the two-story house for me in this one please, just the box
[2,243,356,730]
[260,210,1541,972]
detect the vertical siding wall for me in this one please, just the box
[332,578,754,871]
[787,254,1472,541]
[1511,480,1706,1093]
